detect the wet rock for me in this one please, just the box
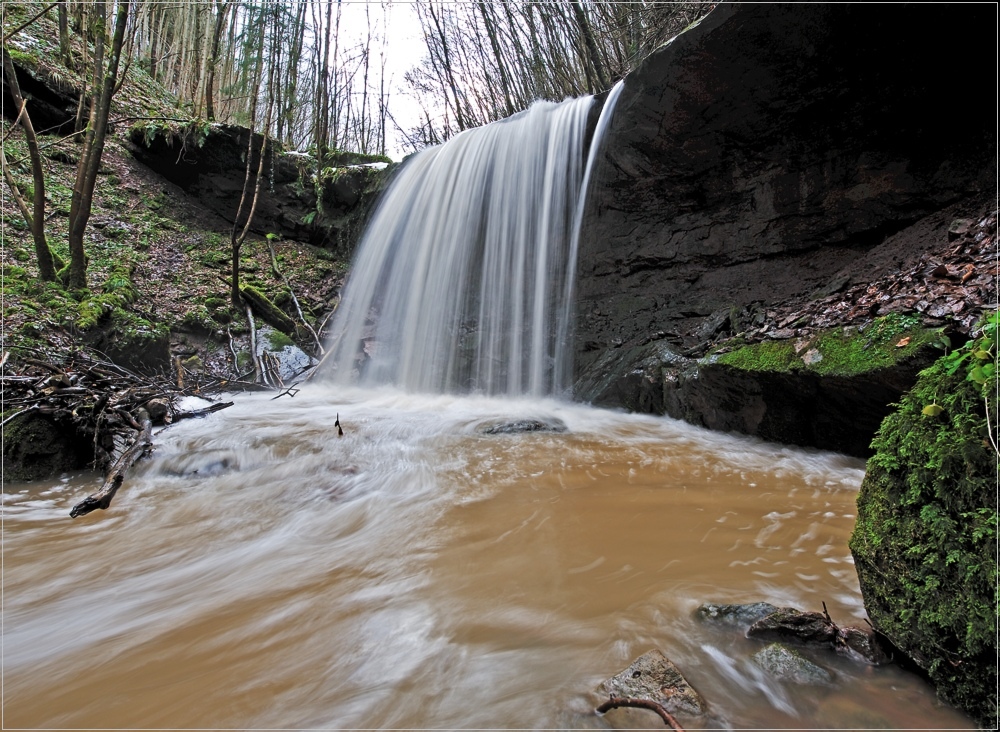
[746,608,837,647]
[476,418,567,435]
[838,625,892,665]
[695,601,787,628]
[596,649,707,718]
[751,643,834,685]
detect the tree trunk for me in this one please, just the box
[205,0,229,121]
[67,0,129,290]
[1,48,56,281]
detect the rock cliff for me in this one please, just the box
[575,3,997,454]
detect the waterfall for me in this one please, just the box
[323,84,624,397]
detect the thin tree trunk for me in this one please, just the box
[67,0,129,289]
[205,0,229,120]
[1,49,56,281]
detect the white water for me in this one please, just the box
[323,90,622,397]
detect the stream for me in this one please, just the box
[3,387,974,729]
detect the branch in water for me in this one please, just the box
[596,696,686,731]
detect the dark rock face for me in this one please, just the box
[1,59,78,135]
[2,412,89,482]
[662,345,942,457]
[574,4,997,443]
[127,125,395,257]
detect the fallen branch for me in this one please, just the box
[173,401,234,421]
[596,696,686,731]
[70,408,152,518]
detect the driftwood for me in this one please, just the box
[2,348,237,517]
[596,696,686,731]
[70,408,152,518]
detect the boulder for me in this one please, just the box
[595,649,707,720]
[849,337,997,727]
[750,643,833,686]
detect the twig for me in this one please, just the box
[1,100,27,145]
[270,383,300,400]
[266,238,324,355]
[984,393,1000,457]
[596,697,686,731]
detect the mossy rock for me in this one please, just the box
[2,411,89,481]
[849,351,997,726]
[240,284,296,335]
[713,314,939,377]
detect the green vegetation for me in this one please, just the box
[850,314,998,727]
[713,314,941,376]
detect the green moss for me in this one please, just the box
[265,330,295,350]
[714,314,940,376]
[849,321,998,727]
[239,284,296,334]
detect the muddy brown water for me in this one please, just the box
[3,387,975,729]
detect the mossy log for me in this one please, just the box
[849,351,997,727]
[240,284,296,334]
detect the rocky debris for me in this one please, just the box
[726,207,998,351]
[699,601,891,667]
[475,417,567,435]
[595,649,707,729]
[750,643,834,686]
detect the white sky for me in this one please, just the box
[331,1,431,159]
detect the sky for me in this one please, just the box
[328,1,431,159]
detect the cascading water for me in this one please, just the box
[323,84,624,397]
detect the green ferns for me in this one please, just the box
[850,315,998,727]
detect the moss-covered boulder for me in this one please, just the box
[849,321,998,727]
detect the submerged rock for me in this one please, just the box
[751,643,834,686]
[476,418,567,435]
[695,601,787,628]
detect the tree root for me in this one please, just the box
[596,696,686,731]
